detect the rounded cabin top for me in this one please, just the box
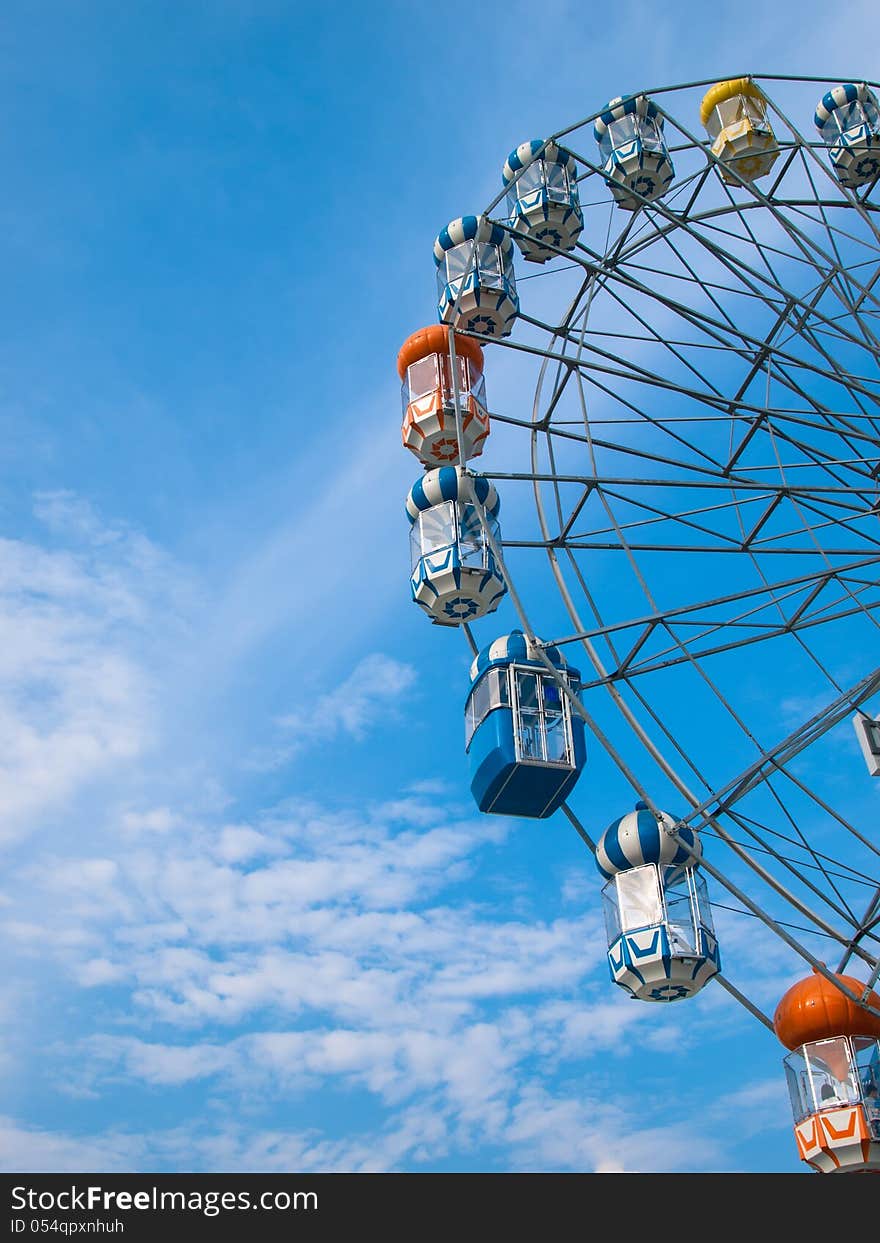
[595,799,702,879]
[774,968,880,1050]
[406,466,499,525]
[700,77,765,125]
[468,629,580,684]
[397,326,485,380]
[502,139,577,187]
[814,81,875,129]
[593,94,663,142]
[433,215,513,266]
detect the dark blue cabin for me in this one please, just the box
[465,630,586,818]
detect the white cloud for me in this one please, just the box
[3,769,789,1173]
[0,1117,147,1174]
[301,653,417,741]
[120,807,181,837]
[503,1082,730,1173]
[0,494,803,1175]
[0,494,200,845]
[249,652,418,770]
[213,824,288,863]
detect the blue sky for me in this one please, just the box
[0,0,877,1174]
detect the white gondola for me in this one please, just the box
[406,466,506,625]
[815,82,880,190]
[593,95,674,210]
[502,139,583,262]
[434,215,519,340]
[597,801,720,1002]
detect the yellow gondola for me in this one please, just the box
[700,77,779,184]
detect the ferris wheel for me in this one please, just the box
[398,74,880,1172]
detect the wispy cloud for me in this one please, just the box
[2,764,794,1173]
[249,653,418,770]
[0,493,191,843]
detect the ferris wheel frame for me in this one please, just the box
[435,72,880,1032]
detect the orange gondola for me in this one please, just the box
[775,968,880,1172]
[397,325,490,468]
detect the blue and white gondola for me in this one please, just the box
[465,629,587,817]
[406,466,506,625]
[502,139,584,263]
[597,801,721,1002]
[815,82,880,190]
[434,215,519,339]
[593,95,674,210]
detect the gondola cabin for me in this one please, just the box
[502,139,584,262]
[465,630,586,817]
[596,802,720,1002]
[815,83,880,190]
[700,78,779,183]
[397,325,490,468]
[775,969,880,1173]
[593,95,674,210]
[434,215,519,340]
[406,467,506,625]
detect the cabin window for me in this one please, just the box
[510,665,574,766]
[660,864,714,947]
[513,161,544,197]
[601,881,622,944]
[476,242,503,289]
[854,1037,880,1136]
[608,113,640,150]
[714,93,769,135]
[544,161,570,199]
[438,353,472,401]
[457,502,499,569]
[614,864,664,933]
[602,863,710,955]
[543,680,568,761]
[438,243,475,302]
[662,870,697,953]
[859,716,880,756]
[469,367,487,410]
[406,356,440,404]
[440,241,513,299]
[413,500,498,575]
[465,675,492,749]
[404,353,483,414]
[412,501,456,572]
[515,670,542,760]
[465,664,574,756]
[508,159,571,211]
[465,667,511,749]
[601,112,665,159]
[419,504,454,553]
[783,1048,811,1124]
[853,1036,880,1092]
[691,868,714,934]
[823,100,860,139]
[639,116,665,152]
[444,242,476,284]
[804,1037,860,1110]
[821,98,878,142]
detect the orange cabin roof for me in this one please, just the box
[773,967,880,1050]
[397,325,484,380]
